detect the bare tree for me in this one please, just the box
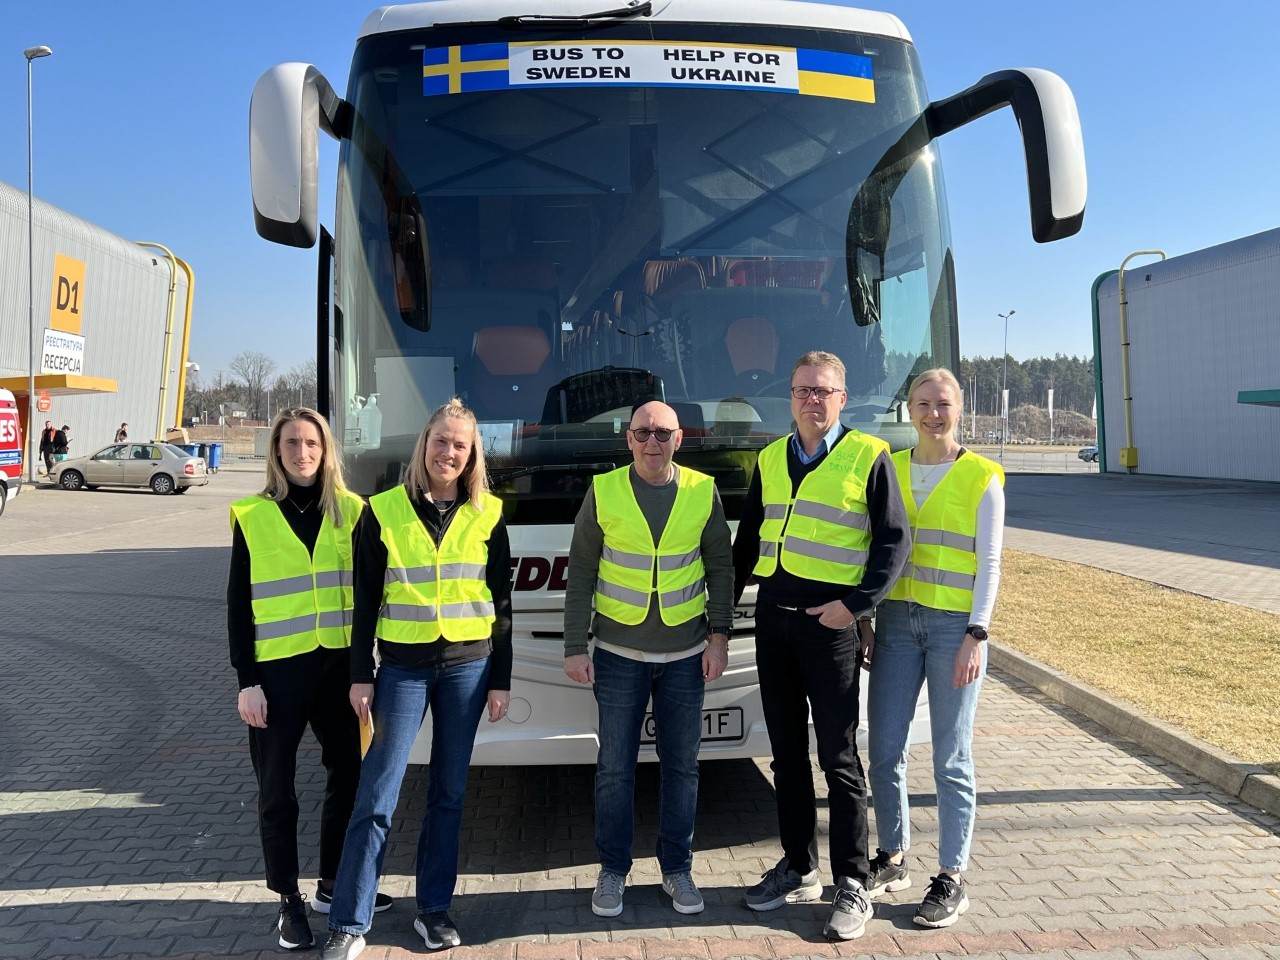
[283,359,319,410]
[229,351,277,422]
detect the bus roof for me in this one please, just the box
[358,0,911,43]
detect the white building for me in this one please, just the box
[1093,229,1280,483]
[0,180,192,465]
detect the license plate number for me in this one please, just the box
[640,707,743,744]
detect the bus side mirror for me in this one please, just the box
[250,63,350,248]
[927,68,1087,242]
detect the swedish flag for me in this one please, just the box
[423,43,511,96]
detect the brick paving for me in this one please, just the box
[1,470,1278,959]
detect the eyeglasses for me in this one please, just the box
[790,386,843,400]
[628,428,675,443]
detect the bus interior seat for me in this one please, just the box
[470,325,555,422]
[724,315,779,387]
[643,258,706,311]
[674,287,823,398]
[723,259,830,289]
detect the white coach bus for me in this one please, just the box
[248,0,1086,763]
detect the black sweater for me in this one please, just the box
[349,491,513,691]
[732,429,911,615]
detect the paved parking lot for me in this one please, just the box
[2,469,1279,960]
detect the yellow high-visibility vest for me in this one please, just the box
[592,465,714,626]
[371,485,501,643]
[887,449,1004,612]
[753,430,888,586]
[230,490,365,662]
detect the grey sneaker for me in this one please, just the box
[661,871,705,915]
[591,870,626,917]
[743,857,823,911]
[867,849,912,898]
[824,876,873,941]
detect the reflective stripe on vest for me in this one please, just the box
[229,490,364,662]
[886,449,1004,612]
[371,486,501,643]
[752,431,887,586]
[592,465,714,626]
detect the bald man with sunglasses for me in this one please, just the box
[563,400,734,922]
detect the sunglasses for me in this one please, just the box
[628,428,675,443]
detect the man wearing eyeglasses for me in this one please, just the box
[733,350,909,941]
[563,400,734,921]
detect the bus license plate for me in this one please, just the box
[641,707,743,745]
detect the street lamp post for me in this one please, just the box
[24,44,53,484]
[997,309,1016,459]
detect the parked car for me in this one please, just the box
[1078,445,1099,463]
[52,442,209,494]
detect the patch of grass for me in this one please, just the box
[993,549,1280,776]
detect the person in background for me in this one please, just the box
[228,407,388,952]
[52,424,71,462]
[114,422,128,443]
[563,400,734,920]
[865,367,1005,929]
[732,350,909,942]
[39,420,56,475]
[322,398,512,960]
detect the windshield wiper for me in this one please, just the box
[500,1,651,29]
[489,461,617,483]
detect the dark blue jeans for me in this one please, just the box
[755,601,869,885]
[592,646,704,876]
[328,658,490,935]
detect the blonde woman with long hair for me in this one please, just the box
[322,399,512,960]
[228,407,391,951]
[865,368,1005,929]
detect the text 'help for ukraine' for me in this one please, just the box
[423,41,874,103]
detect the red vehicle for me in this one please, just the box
[0,388,24,517]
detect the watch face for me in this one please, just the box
[967,626,988,641]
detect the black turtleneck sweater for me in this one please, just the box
[227,481,346,689]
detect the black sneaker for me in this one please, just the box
[277,892,314,950]
[914,874,969,928]
[823,876,873,941]
[312,884,394,915]
[320,930,366,960]
[414,911,461,950]
[867,849,912,899]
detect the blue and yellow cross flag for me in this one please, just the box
[423,40,874,102]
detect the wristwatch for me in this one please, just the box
[709,625,733,639]
[966,625,988,641]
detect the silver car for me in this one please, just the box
[53,443,209,495]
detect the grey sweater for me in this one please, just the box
[563,465,734,658]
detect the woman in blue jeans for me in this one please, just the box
[865,368,1005,929]
[321,399,512,960]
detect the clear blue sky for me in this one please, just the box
[4,1,1278,383]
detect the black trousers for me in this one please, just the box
[248,648,361,895]
[755,600,870,886]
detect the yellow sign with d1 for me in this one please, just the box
[48,253,86,335]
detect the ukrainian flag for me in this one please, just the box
[796,49,874,103]
[423,43,511,96]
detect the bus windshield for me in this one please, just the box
[334,23,957,521]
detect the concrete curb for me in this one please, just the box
[989,642,1280,819]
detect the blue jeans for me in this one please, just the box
[328,658,490,934]
[867,600,984,872]
[592,646,704,876]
